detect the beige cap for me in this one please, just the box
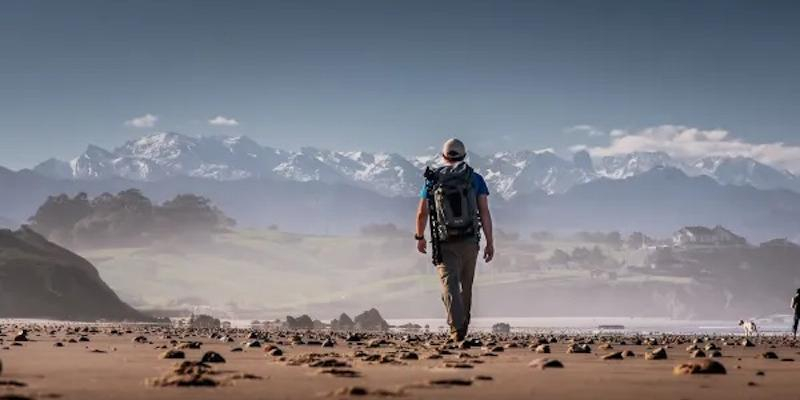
[442,138,466,159]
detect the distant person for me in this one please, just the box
[415,138,494,342]
[792,289,800,337]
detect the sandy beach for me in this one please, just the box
[2,325,800,400]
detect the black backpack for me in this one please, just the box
[427,162,480,241]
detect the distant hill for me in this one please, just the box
[501,167,800,241]
[0,226,156,321]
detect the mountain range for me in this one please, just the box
[3,132,800,241]
[29,132,800,198]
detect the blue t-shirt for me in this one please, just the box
[419,170,490,199]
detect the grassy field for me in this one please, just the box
[78,229,697,320]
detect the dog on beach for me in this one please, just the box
[738,320,758,337]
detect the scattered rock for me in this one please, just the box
[149,361,220,387]
[442,362,474,369]
[691,350,706,358]
[534,344,550,354]
[645,347,668,360]
[673,360,727,375]
[0,380,27,387]
[566,343,591,354]
[160,350,185,359]
[200,351,226,363]
[602,352,624,360]
[529,358,564,369]
[759,351,779,359]
[132,336,148,344]
[319,368,361,378]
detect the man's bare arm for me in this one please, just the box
[415,198,428,254]
[477,194,494,262]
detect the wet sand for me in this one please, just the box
[2,325,799,399]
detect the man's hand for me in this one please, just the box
[417,238,427,254]
[483,242,494,263]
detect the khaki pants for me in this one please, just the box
[436,238,479,338]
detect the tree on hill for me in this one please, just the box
[28,190,234,248]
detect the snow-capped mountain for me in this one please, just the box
[597,151,692,179]
[30,132,800,198]
[693,156,800,192]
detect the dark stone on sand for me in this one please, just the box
[602,352,624,360]
[566,343,591,354]
[673,360,727,375]
[534,344,551,354]
[708,350,723,358]
[132,336,148,344]
[622,350,635,358]
[759,351,779,359]
[12,334,27,342]
[230,347,243,352]
[398,352,419,360]
[309,358,350,368]
[319,368,361,378]
[160,350,185,359]
[429,378,473,386]
[645,347,668,360]
[474,375,494,381]
[176,341,201,349]
[268,348,283,356]
[201,351,226,363]
[149,361,219,387]
[321,338,335,348]
[245,340,261,348]
[691,350,706,358]
[442,362,474,369]
[741,339,755,347]
[332,386,369,396]
[345,333,362,342]
[756,371,765,376]
[529,358,564,369]
[704,343,719,351]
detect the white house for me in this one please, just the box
[672,225,747,247]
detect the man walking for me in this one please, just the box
[792,289,800,337]
[415,138,494,342]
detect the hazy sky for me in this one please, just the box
[2,0,800,169]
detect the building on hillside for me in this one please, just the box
[760,238,800,249]
[672,225,747,247]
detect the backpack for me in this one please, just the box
[427,162,480,241]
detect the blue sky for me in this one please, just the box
[2,0,799,170]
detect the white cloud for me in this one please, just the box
[588,125,800,173]
[124,114,158,128]
[569,144,589,153]
[208,115,239,127]
[565,124,605,137]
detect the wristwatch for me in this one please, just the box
[414,234,425,241]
